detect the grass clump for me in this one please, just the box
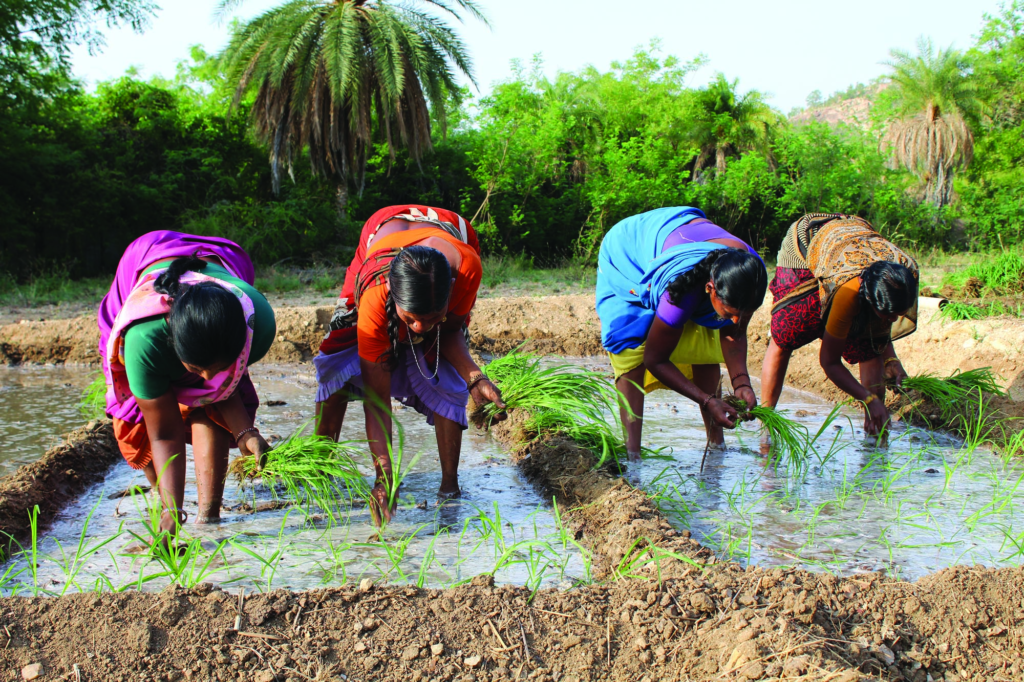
[78,372,107,420]
[942,250,1024,295]
[938,300,1024,321]
[478,350,629,466]
[229,425,369,512]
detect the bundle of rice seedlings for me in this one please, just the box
[947,367,1006,398]
[898,367,1002,422]
[723,395,809,469]
[229,425,369,511]
[479,349,630,466]
[78,372,107,420]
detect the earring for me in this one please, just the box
[442,316,447,322]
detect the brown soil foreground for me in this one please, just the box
[3,296,1024,680]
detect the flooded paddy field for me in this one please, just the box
[3,360,1023,595]
[0,364,586,594]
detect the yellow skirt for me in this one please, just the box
[607,321,724,394]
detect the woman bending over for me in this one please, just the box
[760,213,919,435]
[314,205,506,524]
[98,231,275,538]
[596,207,768,460]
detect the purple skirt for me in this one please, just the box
[314,345,469,429]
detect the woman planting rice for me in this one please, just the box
[97,231,276,538]
[315,205,506,524]
[760,213,919,435]
[596,206,768,460]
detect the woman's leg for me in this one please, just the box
[315,391,349,441]
[692,364,724,445]
[760,339,793,408]
[191,410,231,524]
[434,414,463,498]
[615,365,646,461]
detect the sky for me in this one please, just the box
[70,0,1006,112]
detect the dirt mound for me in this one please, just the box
[0,421,121,549]
[470,294,603,356]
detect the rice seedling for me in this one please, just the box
[724,396,810,470]
[478,349,632,466]
[78,372,107,420]
[229,422,370,516]
[896,368,1003,434]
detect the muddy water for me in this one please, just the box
[0,365,99,475]
[0,365,584,595]
[555,358,1024,580]
[5,359,1024,591]
[639,385,1024,580]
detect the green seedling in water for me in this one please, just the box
[79,372,107,420]
[230,422,369,517]
[724,397,810,471]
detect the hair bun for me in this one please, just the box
[153,253,208,297]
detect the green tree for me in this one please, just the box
[879,37,987,208]
[689,73,778,178]
[218,0,486,207]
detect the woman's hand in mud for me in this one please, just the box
[864,397,890,436]
[706,398,738,429]
[885,359,908,387]
[240,432,273,470]
[733,386,758,420]
[470,377,508,422]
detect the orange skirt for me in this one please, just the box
[113,403,237,470]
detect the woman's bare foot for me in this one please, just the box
[627,450,642,463]
[368,483,396,527]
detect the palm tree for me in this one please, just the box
[218,0,486,204]
[689,73,777,180]
[881,37,987,208]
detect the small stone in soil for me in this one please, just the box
[402,645,420,661]
[354,641,367,653]
[359,578,374,592]
[464,655,483,668]
[21,664,42,681]
[431,643,444,657]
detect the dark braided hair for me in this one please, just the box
[383,246,453,370]
[153,253,247,369]
[664,248,768,313]
[850,261,918,339]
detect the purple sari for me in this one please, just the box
[97,231,258,424]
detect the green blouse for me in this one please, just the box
[123,263,276,400]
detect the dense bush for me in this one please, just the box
[3,5,1023,278]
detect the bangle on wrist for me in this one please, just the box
[234,426,259,442]
[700,394,715,409]
[884,357,900,366]
[466,372,488,391]
[730,372,749,385]
[862,394,878,406]
[732,383,752,391]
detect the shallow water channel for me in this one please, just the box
[0,364,586,595]
[2,358,1023,594]
[632,379,1024,580]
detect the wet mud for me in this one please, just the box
[0,421,120,550]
